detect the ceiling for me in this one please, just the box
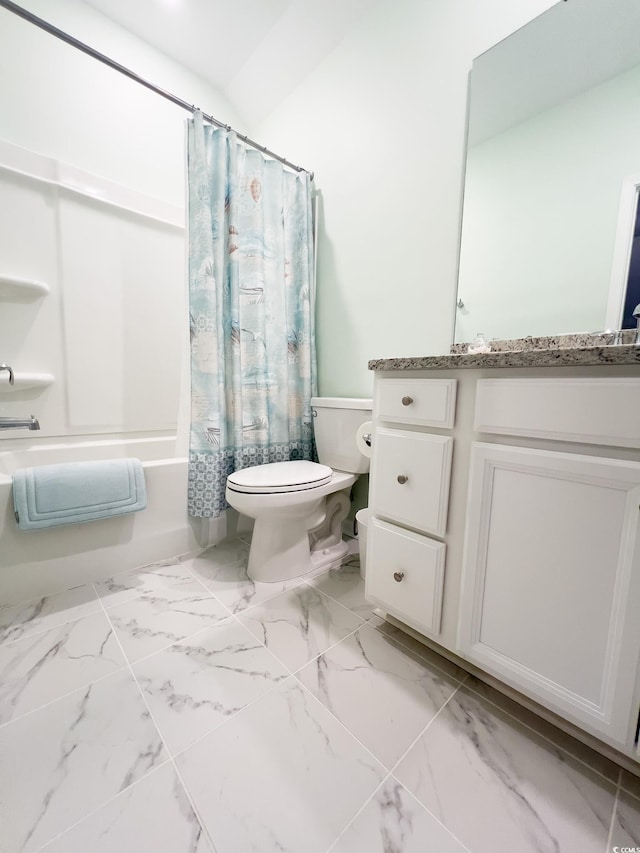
[80,0,380,127]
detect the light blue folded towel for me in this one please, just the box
[13,458,147,531]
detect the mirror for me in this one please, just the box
[455,0,640,344]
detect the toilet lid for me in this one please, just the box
[226,460,332,494]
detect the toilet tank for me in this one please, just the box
[311,397,372,474]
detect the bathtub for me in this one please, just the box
[0,435,220,605]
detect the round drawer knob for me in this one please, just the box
[397,474,408,484]
[393,571,405,583]
[401,396,413,406]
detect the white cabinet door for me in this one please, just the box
[370,428,453,537]
[458,442,640,747]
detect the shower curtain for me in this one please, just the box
[187,112,317,518]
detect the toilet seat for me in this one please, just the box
[226,460,333,494]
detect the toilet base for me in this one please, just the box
[245,488,353,584]
[247,527,349,584]
[247,515,316,583]
[309,539,350,574]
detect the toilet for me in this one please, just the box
[225,397,372,582]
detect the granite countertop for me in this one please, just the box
[369,333,640,371]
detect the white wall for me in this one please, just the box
[0,0,242,206]
[255,0,557,396]
[0,0,562,404]
[0,0,242,446]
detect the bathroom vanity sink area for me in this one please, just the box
[366,340,640,766]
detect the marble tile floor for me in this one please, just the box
[1,539,640,852]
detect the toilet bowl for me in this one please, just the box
[225,397,372,582]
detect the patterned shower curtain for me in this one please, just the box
[187,112,317,518]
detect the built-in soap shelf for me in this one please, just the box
[0,274,49,299]
[0,373,54,392]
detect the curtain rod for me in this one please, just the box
[0,0,313,178]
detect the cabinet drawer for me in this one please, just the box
[370,427,453,537]
[375,378,456,428]
[475,377,640,447]
[366,518,445,635]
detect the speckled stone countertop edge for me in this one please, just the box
[368,345,640,371]
[449,330,637,354]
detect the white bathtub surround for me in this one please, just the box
[0,438,224,604]
[0,538,638,852]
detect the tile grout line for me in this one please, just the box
[92,557,307,781]
[92,552,640,796]
[164,629,371,762]
[462,678,624,790]
[180,555,371,674]
[323,770,473,853]
[180,553,308,617]
[31,761,175,853]
[384,677,475,852]
[0,612,133,731]
[267,608,473,853]
[4,546,628,797]
[131,563,379,763]
[0,661,131,732]
[297,604,626,853]
[387,674,469,778]
[288,677,403,853]
[322,777,389,853]
[0,550,334,746]
[7,546,621,852]
[605,769,622,853]
[317,675,473,853]
[95,554,256,668]
[0,593,103,648]
[92,584,219,853]
[169,671,300,762]
[180,548,473,774]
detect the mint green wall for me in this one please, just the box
[255,0,557,396]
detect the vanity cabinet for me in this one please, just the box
[366,364,640,760]
[367,519,446,635]
[371,428,452,537]
[458,442,640,744]
[366,378,456,638]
